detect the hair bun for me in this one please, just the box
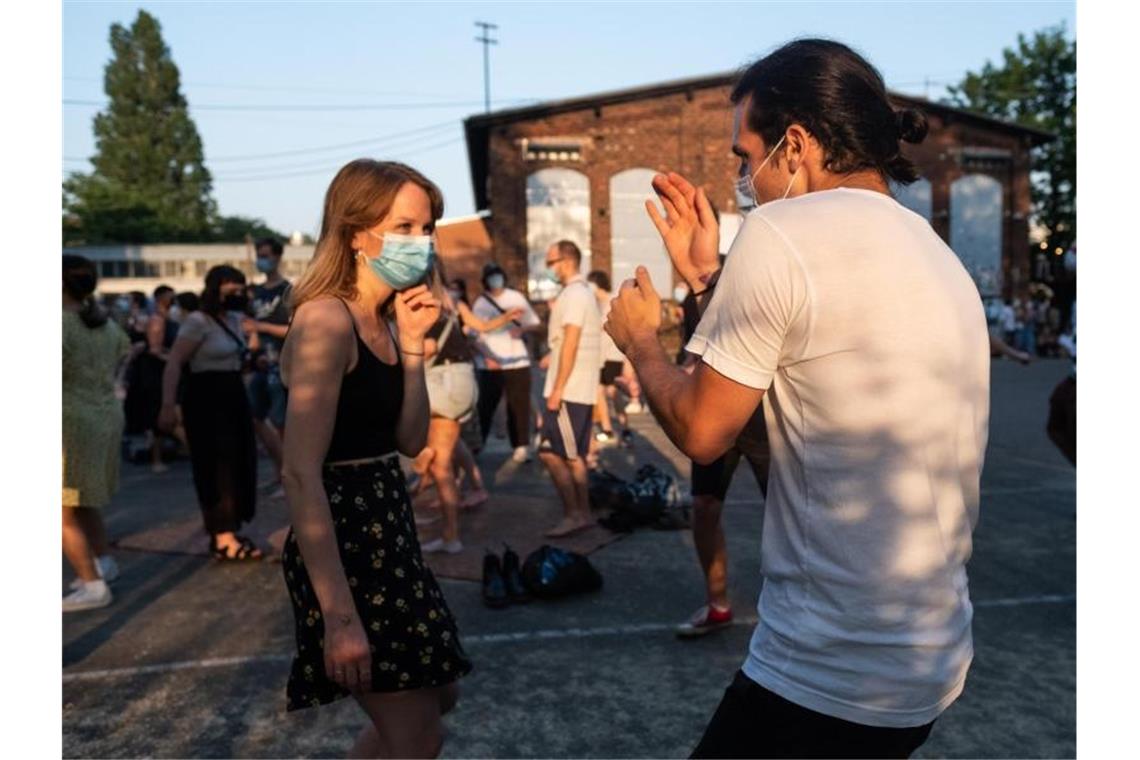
[896,108,929,144]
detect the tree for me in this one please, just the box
[945,25,1076,259]
[212,215,288,243]
[63,10,216,244]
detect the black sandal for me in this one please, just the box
[210,535,264,561]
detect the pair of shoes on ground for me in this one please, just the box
[483,545,530,608]
[64,555,120,613]
[675,603,734,639]
[421,537,464,555]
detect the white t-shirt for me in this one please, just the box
[688,188,990,728]
[1000,304,1017,332]
[471,288,540,370]
[597,292,625,363]
[543,274,602,405]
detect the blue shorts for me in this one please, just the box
[247,366,288,429]
[539,401,593,461]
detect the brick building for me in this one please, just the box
[463,72,1053,301]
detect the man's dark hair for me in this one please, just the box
[731,38,929,184]
[256,237,285,257]
[200,265,247,316]
[175,291,200,313]
[586,270,611,292]
[554,240,583,267]
[153,284,174,300]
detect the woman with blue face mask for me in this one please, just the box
[277,159,471,758]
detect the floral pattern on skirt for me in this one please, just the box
[282,456,472,711]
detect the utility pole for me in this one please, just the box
[474,21,498,113]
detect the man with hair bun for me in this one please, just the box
[606,39,989,757]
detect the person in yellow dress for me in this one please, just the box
[62,255,132,613]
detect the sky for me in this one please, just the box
[62,0,1076,238]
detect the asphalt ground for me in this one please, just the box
[62,358,1075,758]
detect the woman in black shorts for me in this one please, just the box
[279,159,471,757]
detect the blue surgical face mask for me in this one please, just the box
[486,273,505,291]
[364,232,435,290]
[255,258,276,274]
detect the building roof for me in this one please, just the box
[463,71,1056,208]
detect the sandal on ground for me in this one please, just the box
[210,535,264,561]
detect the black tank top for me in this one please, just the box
[324,302,404,463]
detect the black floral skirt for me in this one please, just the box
[282,456,472,711]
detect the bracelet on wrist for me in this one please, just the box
[400,347,425,356]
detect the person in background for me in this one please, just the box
[538,240,602,538]
[1048,302,1076,465]
[586,271,628,447]
[243,237,293,491]
[472,262,543,463]
[159,265,262,560]
[278,159,470,758]
[63,255,132,612]
[139,285,183,472]
[1000,299,1018,347]
[124,290,150,345]
[174,290,200,317]
[674,275,769,640]
[418,277,521,554]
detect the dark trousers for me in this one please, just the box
[476,368,532,448]
[692,671,935,759]
[182,371,258,535]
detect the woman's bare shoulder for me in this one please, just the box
[292,296,354,335]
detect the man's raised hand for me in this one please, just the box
[644,172,720,290]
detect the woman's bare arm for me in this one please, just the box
[280,300,357,622]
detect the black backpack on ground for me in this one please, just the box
[588,468,630,513]
[596,464,688,533]
[520,545,603,599]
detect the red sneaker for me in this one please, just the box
[675,604,734,638]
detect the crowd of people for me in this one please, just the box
[987,284,1073,361]
[60,36,1081,760]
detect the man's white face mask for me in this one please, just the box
[733,133,801,206]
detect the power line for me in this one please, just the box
[213,136,464,183]
[208,119,458,162]
[64,126,461,176]
[211,128,463,178]
[63,97,529,112]
[63,75,538,101]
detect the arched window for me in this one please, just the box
[526,168,591,300]
[610,168,672,293]
[950,174,1003,297]
[889,178,932,223]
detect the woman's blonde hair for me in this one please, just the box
[292,159,445,312]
